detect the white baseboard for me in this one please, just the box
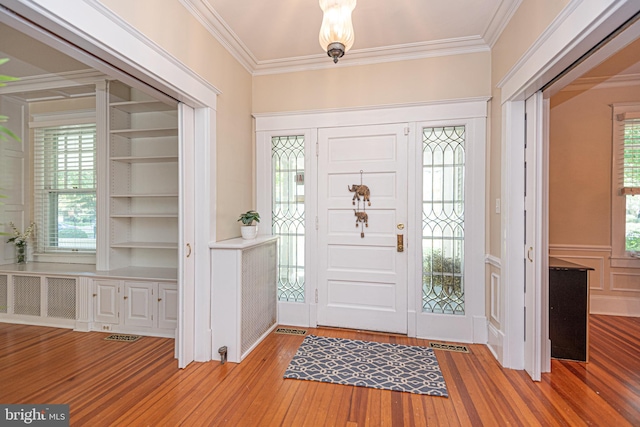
[590,295,640,317]
[487,322,505,365]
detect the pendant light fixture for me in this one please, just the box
[318,0,356,63]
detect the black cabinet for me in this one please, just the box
[549,257,592,362]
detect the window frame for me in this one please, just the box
[611,103,640,268]
[30,110,97,264]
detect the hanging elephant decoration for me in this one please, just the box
[349,170,370,238]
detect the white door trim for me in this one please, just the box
[256,99,488,338]
[4,0,220,366]
[498,0,640,371]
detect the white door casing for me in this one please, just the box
[3,1,219,366]
[317,124,409,334]
[255,100,487,338]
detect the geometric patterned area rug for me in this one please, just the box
[284,335,448,397]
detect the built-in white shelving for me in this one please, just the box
[108,81,179,271]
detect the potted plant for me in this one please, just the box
[238,210,260,240]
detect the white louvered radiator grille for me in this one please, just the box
[240,239,278,356]
[7,275,77,320]
[13,275,41,316]
[47,277,77,319]
[0,275,7,314]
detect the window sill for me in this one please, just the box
[611,256,640,269]
[33,253,96,265]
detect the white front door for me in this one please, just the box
[317,124,408,334]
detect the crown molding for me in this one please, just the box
[252,37,490,76]
[178,0,256,74]
[484,0,523,48]
[181,0,498,76]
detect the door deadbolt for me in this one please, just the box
[397,223,405,230]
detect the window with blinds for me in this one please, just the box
[614,109,640,256]
[33,123,97,253]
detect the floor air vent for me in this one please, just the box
[104,334,141,342]
[275,328,307,336]
[429,342,470,353]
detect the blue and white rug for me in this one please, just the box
[283,335,448,396]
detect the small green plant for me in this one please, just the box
[237,210,260,226]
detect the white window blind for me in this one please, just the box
[619,117,640,195]
[33,123,97,253]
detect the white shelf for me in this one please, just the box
[110,156,178,163]
[110,193,178,198]
[0,263,177,281]
[111,241,178,249]
[107,81,179,271]
[110,100,176,114]
[110,213,178,218]
[110,128,178,138]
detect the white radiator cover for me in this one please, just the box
[210,236,278,363]
[0,273,77,327]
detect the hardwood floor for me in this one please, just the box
[1,315,638,426]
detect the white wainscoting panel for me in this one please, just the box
[491,272,500,324]
[611,272,640,292]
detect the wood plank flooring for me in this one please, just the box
[1,314,638,426]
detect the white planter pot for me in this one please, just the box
[240,225,258,240]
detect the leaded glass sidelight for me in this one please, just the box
[422,126,465,315]
[272,136,305,302]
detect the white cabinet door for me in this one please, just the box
[94,280,119,324]
[157,282,178,330]
[123,281,154,328]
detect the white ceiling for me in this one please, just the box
[182,0,521,74]
[1,0,639,92]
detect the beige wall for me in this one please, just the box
[489,0,571,259]
[549,83,640,302]
[99,0,254,241]
[486,0,571,330]
[253,53,491,113]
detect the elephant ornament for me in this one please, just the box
[354,210,368,238]
[354,210,369,228]
[348,184,371,206]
